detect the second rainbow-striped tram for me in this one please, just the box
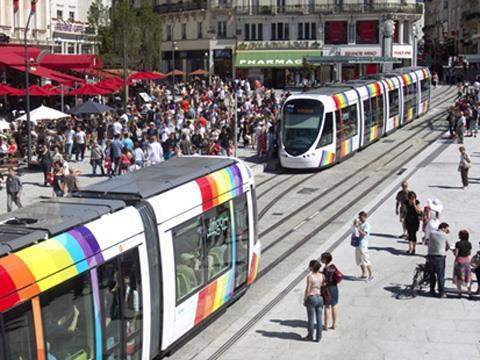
[280,67,431,169]
[0,157,260,360]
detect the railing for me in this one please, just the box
[235,2,423,16]
[154,0,232,13]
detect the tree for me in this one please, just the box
[87,0,163,70]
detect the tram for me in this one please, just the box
[280,67,431,169]
[0,157,260,360]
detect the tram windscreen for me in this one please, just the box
[282,99,324,155]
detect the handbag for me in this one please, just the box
[333,267,344,284]
[351,234,360,247]
[321,285,331,304]
[47,171,54,186]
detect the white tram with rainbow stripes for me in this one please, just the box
[0,157,260,360]
[280,67,431,169]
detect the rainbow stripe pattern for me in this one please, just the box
[366,82,382,97]
[402,73,414,86]
[0,226,103,313]
[422,68,429,79]
[194,270,234,325]
[333,93,349,110]
[385,79,395,90]
[320,151,335,166]
[369,126,379,142]
[195,165,244,212]
[247,252,260,286]
[393,115,400,128]
[340,138,353,158]
[406,107,414,122]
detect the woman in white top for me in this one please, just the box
[458,146,472,189]
[303,259,324,342]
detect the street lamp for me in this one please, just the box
[24,0,37,166]
[172,41,177,89]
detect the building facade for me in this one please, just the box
[424,0,480,64]
[153,0,422,86]
[0,0,111,54]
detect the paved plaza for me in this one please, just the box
[180,134,480,360]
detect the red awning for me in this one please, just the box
[69,84,112,96]
[8,65,85,86]
[0,84,20,96]
[40,54,102,70]
[13,85,56,97]
[129,71,166,81]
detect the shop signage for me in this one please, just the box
[393,46,413,59]
[236,50,321,68]
[340,48,381,57]
[239,40,322,50]
[238,58,303,66]
[54,21,84,34]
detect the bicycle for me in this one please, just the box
[411,259,432,297]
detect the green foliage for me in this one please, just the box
[87,0,162,70]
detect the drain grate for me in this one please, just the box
[297,187,319,194]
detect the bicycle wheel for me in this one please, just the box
[411,271,420,297]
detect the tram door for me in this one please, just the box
[234,194,250,290]
[335,110,342,160]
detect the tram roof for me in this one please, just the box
[304,86,352,96]
[78,156,237,200]
[0,198,125,257]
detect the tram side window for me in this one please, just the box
[97,250,143,359]
[341,105,358,139]
[363,99,373,127]
[389,89,399,117]
[173,217,206,301]
[40,272,95,360]
[317,112,334,147]
[1,301,36,360]
[234,194,250,288]
[205,203,232,281]
[371,96,384,125]
[420,79,429,101]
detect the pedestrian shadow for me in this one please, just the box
[383,284,414,300]
[369,246,423,257]
[371,232,399,239]
[428,185,463,190]
[270,319,307,328]
[256,330,304,341]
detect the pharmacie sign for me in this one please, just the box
[236,50,321,68]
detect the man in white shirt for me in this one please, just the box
[147,136,164,165]
[74,127,86,161]
[64,125,75,161]
[112,119,123,136]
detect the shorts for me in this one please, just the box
[356,247,371,266]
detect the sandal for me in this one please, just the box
[322,325,328,331]
[330,325,336,330]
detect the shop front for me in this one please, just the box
[235,49,322,88]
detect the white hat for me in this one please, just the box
[427,198,443,214]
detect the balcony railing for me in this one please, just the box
[154,0,231,13]
[235,3,423,16]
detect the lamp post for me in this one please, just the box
[24,0,37,166]
[172,41,177,89]
[122,7,128,115]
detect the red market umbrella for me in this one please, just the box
[14,85,55,97]
[95,79,122,92]
[166,69,185,76]
[129,71,166,81]
[189,69,209,76]
[69,84,112,96]
[0,84,20,96]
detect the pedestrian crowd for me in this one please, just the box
[0,77,287,200]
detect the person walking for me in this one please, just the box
[395,181,410,238]
[428,222,451,298]
[354,211,374,281]
[321,252,341,330]
[405,191,422,255]
[90,140,105,176]
[471,243,480,294]
[455,111,465,144]
[458,146,472,189]
[74,126,86,161]
[6,166,22,212]
[112,134,124,176]
[453,230,473,298]
[303,259,324,342]
[38,144,52,187]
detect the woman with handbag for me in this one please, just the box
[321,252,343,330]
[303,259,324,342]
[458,146,472,189]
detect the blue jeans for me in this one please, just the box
[65,143,73,160]
[429,255,446,295]
[306,295,323,341]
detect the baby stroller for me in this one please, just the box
[411,258,433,297]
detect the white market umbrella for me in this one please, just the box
[16,105,71,124]
[0,120,10,131]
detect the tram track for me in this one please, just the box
[256,86,453,221]
[204,92,455,360]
